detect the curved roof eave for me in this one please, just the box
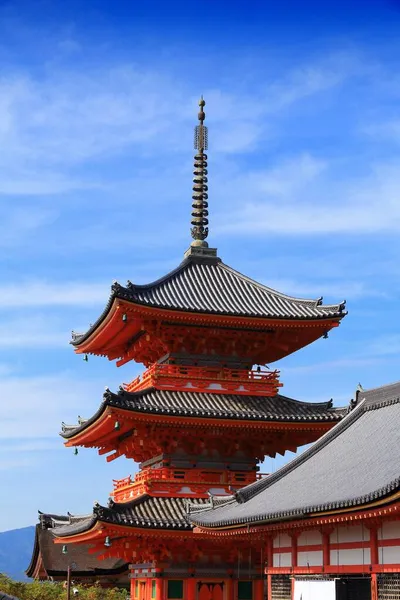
[60,388,346,440]
[70,257,347,347]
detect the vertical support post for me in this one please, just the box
[322,531,331,568]
[67,564,71,600]
[254,579,263,600]
[291,577,295,600]
[130,576,135,600]
[266,538,273,571]
[155,575,163,600]
[370,526,379,566]
[371,573,378,600]
[226,577,234,600]
[290,533,298,569]
[267,574,272,600]
[187,576,196,600]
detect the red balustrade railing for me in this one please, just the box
[124,364,281,395]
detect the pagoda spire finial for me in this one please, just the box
[191,96,209,247]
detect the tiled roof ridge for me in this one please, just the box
[60,387,344,439]
[235,398,368,503]
[218,262,343,310]
[71,257,347,346]
[233,391,400,504]
[192,477,400,528]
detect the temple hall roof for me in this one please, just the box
[60,387,345,438]
[26,512,128,578]
[189,381,400,528]
[53,496,209,538]
[72,254,346,346]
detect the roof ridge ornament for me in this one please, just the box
[185,97,218,260]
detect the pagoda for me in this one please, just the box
[54,98,347,600]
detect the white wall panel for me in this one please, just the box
[297,551,323,567]
[380,545,400,565]
[273,552,291,567]
[298,531,322,546]
[330,525,369,543]
[330,548,370,565]
[379,521,400,540]
[273,533,291,548]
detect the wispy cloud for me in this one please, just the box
[0,373,101,439]
[215,156,400,235]
[0,281,108,308]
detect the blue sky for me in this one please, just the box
[1,0,400,531]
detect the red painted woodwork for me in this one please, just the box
[322,530,331,566]
[75,300,340,366]
[370,526,379,565]
[111,468,268,501]
[371,573,378,600]
[124,364,282,396]
[65,406,331,464]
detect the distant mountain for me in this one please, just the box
[0,527,35,582]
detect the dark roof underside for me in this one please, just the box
[61,387,345,438]
[72,255,346,345]
[189,382,400,528]
[53,496,209,538]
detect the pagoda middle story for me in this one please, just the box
[54,98,347,600]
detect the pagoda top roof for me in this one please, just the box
[60,387,345,439]
[26,511,127,578]
[52,496,209,538]
[71,253,346,346]
[188,381,400,529]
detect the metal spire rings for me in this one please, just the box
[191,96,209,247]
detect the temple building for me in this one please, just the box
[50,98,348,600]
[26,511,128,586]
[189,382,400,600]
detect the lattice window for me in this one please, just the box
[271,575,291,600]
[378,574,400,600]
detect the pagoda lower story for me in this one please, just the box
[54,379,344,600]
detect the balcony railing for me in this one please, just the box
[124,364,281,396]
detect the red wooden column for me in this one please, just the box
[187,577,196,600]
[155,574,163,600]
[266,537,273,600]
[322,530,332,568]
[226,577,234,600]
[371,573,378,600]
[266,575,272,600]
[370,526,379,566]
[290,532,298,569]
[130,568,136,600]
[254,579,264,600]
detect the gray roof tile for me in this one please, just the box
[189,382,400,528]
[72,256,346,345]
[61,388,344,438]
[53,497,209,538]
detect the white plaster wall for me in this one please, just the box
[379,545,400,565]
[378,521,400,540]
[330,548,371,566]
[297,551,323,567]
[273,552,292,567]
[330,525,369,543]
[298,531,322,546]
[273,533,291,548]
